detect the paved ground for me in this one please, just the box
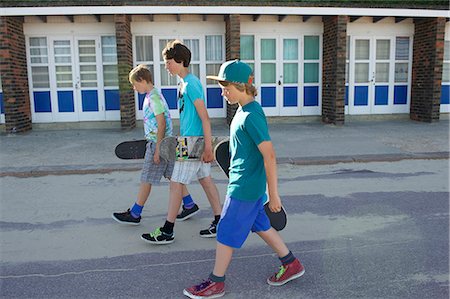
[0,118,449,298]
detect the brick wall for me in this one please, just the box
[115,14,135,129]
[0,16,32,133]
[225,14,240,125]
[321,15,347,125]
[410,17,446,122]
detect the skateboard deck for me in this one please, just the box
[115,139,147,160]
[159,136,229,162]
[213,140,287,231]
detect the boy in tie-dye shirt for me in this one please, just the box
[112,64,196,227]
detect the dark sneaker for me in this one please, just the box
[267,258,305,286]
[112,209,141,225]
[183,279,225,299]
[176,204,200,221]
[199,221,217,238]
[141,227,174,245]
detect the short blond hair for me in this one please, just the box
[129,64,153,84]
[219,81,258,97]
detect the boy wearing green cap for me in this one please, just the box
[183,60,305,298]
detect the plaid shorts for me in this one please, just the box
[171,161,211,185]
[140,141,174,184]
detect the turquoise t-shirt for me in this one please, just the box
[227,101,271,201]
[179,73,204,136]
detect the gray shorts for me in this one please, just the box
[171,161,211,185]
[140,141,174,184]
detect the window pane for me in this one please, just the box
[184,39,199,61]
[375,63,389,82]
[443,63,450,83]
[444,41,450,61]
[136,36,153,62]
[30,37,48,64]
[304,63,319,83]
[160,64,177,86]
[304,36,319,60]
[283,39,298,60]
[78,40,96,63]
[103,65,118,87]
[102,36,117,64]
[31,66,50,88]
[355,40,369,60]
[206,36,222,61]
[206,64,221,84]
[345,62,349,83]
[346,36,350,60]
[376,40,390,60]
[56,65,72,88]
[30,37,47,47]
[396,37,410,60]
[159,39,170,61]
[261,39,276,60]
[240,35,254,60]
[261,63,276,83]
[188,63,200,78]
[283,63,298,83]
[355,63,369,83]
[80,65,97,87]
[395,63,408,82]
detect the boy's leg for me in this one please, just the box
[141,180,182,245]
[112,182,152,225]
[257,229,305,286]
[198,175,222,237]
[212,242,233,276]
[183,241,231,299]
[177,184,200,221]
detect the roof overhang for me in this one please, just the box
[1,6,449,18]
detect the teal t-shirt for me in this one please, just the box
[179,73,204,136]
[227,101,271,201]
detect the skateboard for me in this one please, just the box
[213,140,287,231]
[159,136,229,162]
[114,136,229,160]
[115,139,147,160]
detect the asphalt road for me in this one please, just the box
[1,159,449,298]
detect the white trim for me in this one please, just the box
[1,6,449,18]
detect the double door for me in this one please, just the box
[30,35,113,122]
[347,36,411,114]
[245,35,321,116]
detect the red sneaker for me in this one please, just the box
[183,279,225,299]
[267,258,305,286]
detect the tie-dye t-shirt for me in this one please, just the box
[142,88,173,142]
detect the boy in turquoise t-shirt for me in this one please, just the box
[141,40,222,244]
[183,60,305,298]
[112,64,195,226]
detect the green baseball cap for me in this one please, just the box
[207,60,254,84]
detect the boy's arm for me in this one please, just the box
[154,113,166,164]
[258,141,282,212]
[193,99,213,163]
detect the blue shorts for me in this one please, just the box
[217,195,271,249]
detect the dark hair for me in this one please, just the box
[129,64,153,84]
[162,39,191,67]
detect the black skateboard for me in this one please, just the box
[213,140,287,231]
[115,139,147,160]
[115,136,229,160]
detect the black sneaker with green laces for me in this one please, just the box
[176,204,200,221]
[112,209,141,225]
[141,227,174,244]
[199,221,217,238]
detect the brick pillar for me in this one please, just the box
[321,15,347,125]
[410,17,446,122]
[225,14,240,125]
[0,16,31,133]
[115,14,135,130]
